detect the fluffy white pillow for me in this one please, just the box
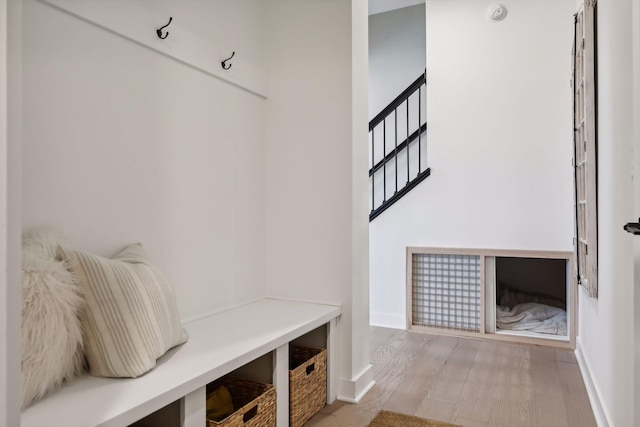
[59,243,188,378]
[21,228,85,409]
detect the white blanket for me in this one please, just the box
[496,302,567,336]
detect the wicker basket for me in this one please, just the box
[289,346,327,427]
[206,376,276,427]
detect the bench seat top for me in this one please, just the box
[21,298,342,427]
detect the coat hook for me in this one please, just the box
[221,52,235,70]
[156,17,173,39]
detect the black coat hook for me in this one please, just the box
[221,52,235,70]
[624,218,640,235]
[156,17,172,39]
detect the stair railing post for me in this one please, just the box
[383,119,386,202]
[394,108,398,194]
[418,86,422,173]
[406,98,410,184]
[371,128,375,212]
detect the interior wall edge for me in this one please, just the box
[3,0,22,425]
[575,337,612,427]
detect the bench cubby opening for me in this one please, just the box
[290,324,327,350]
[227,352,274,386]
[128,399,181,427]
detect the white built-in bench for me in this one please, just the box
[21,298,342,427]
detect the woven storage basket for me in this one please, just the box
[289,346,327,427]
[206,376,276,427]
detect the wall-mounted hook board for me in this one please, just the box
[36,0,268,98]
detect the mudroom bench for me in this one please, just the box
[21,298,342,427]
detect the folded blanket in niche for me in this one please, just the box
[496,302,567,336]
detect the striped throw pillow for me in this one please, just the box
[60,243,188,378]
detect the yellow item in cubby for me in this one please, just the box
[206,385,234,421]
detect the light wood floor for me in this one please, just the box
[307,327,597,427]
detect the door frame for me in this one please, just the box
[633,0,640,422]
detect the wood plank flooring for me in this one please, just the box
[307,327,596,427]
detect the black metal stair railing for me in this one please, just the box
[369,72,430,221]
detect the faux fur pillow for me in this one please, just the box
[21,228,85,409]
[59,243,188,378]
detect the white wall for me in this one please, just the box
[369,0,424,17]
[370,0,575,329]
[263,0,373,402]
[1,0,22,425]
[368,4,425,118]
[0,5,8,419]
[19,0,373,409]
[576,0,636,424]
[22,0,267,322]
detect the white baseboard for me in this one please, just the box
[370,312,406,329]
[337,364,375,403]
[575,337,611,427]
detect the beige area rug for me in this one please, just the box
[367,410,461,427]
